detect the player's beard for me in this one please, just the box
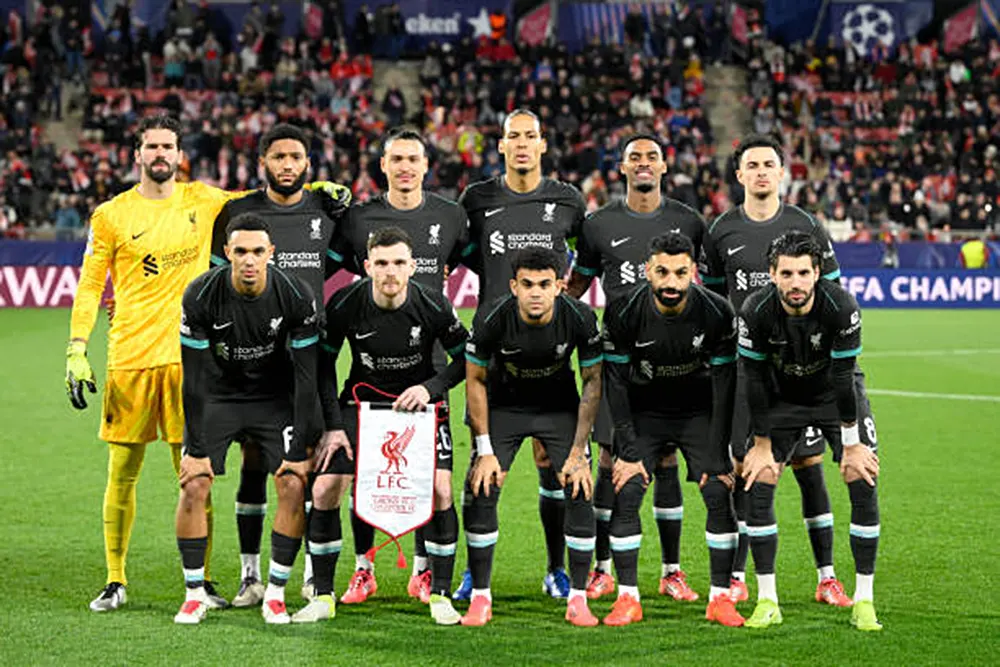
[779,286,814,309]
[266,168,308,196]
[654,286,686,308]
[144,158,176,184]
[633,181,656,194]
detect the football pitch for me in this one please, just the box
[1,308,997,665]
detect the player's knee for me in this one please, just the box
[610,477,645,535]
[699,477,730,513]
[658,451,678,469]
[433,471,453,510]
[180,476,212,508]
[564,494,595,538]
[311,474,349,510]
[597,446,613,470]
[275,473,305,505]
[532,438,551,468]
[462,492,499,534]
[790,454,824,470]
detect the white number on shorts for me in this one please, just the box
[282,426,294,453]
[863,417,877,445]
[438,425,452,458]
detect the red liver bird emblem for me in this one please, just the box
[380,425,415,474]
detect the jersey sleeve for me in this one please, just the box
[574,303,603,368]
[736,300,769,362]
[601,299,639,460]
[738,296,774,437]
[810,216,841,280]
[209,200,232,267]
[179,282,212,454]
[287,280,320,461]
[318,292,349,429]
[699,220,727,293]
[446,207,471,271]
[573,217,602,278]
[465,304,499,368]
[708,298,738,366]
[830,293,863,360]
[706,297,737,456]
[70,206,116,343]
[457,189,482,271]
[423,297,470,399]
[567,189,587,248]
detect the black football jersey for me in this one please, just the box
[575,198,706,304]
[466,293,602,413]
[603,283,736,417]
[702,204,840,310]
[210,190,343,305]
[336,192,468,290]
[459,176,586,306]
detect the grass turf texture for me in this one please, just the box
[1,308,997,665]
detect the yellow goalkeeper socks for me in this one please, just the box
[104,442,147,585]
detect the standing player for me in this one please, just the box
[566,134,706,602]
[333,128,468,604]
[208,123,349,608]
[462,247,601,627]
[701,133,852,605]
[601,233,742,627]
[738,232,881,631]
[173,214,320,624]
[67,114,250,612]
[296,227,469,625]
[457,109,587,600]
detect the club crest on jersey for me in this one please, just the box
[269,316,283,337]
[555,343,568,358]
[189,212,197,225]
[810,332,823,350]
[409,326,422,347]
[692,333,704,351]
[310,218,323,240]
[542,202,556,223]
[428,224,440,245]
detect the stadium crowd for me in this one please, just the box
[1,2,724,240]
[741,27,1000,242]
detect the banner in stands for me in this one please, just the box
[342,0,510,47]
[840,270,1000,308]
[825,1,933,56]
[92,1,303,41]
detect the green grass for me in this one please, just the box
[1,308,998,665]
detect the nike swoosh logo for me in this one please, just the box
[213,322,233,330]
[132,231,147,240]
[356,331,377,339]
[635,340,655,348]
[485,208,505,218]
[727,245,746,256]
[610,237,630,248]
[500,347,521,355]
[806,437,824,447]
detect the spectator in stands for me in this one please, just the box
[54,194,83,241]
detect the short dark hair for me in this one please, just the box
[648,232,695,260]
[383,127,427,154]
[367,225,413,252]
[259,123,309,157]
[503,108,541,135]
[225,212,272,241]
[134,114,182,151]
[620,133,664,160]
[734,133,785,167]
[511,246,564,276]
[767,231,822,270]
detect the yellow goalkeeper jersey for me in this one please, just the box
[70,182,248,370]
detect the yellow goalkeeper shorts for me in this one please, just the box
[100,364,184,444]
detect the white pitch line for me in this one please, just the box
[862,349,1000,358]
[867,389,1000,403]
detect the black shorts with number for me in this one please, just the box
[185,399,323,475]
[480,409,588,473]
[319,401,455,475]
[632,412,732,482]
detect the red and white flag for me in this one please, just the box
[944,2,979,54]
[731,4,749,45]
[353,400,437,566]
[517,1,552,47]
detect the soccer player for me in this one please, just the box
[701,133,852,605]
[173,213,321,625]
[601,232,742,627]
[334,128,469,603]
[457,108,587,600]
[738,232,881,631]
[296,226,469,625]
[208,123,349,608]
[68,114,250,612]
[566,134,707,602]
[462,247,601,627]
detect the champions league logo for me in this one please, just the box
[841,3,895,56]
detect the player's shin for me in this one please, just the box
[564,491,596,596]
[701,478,739,599]
[847,479,880,602]
[653,464,684,577]
[747,482,779,602]
[463,478,500,595]
[350,497,376,571]
[731,476,749,581]
[104,442,147,586]
[308,509,342,597]
[609,476,645,597]
[266,531,302,603]
[794,463,836,581]
[593,466,614,573]
[538,466,567,574]
[427,506,459,596]
[178,537,209,599]
[235,472,268,581]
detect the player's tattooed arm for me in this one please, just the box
[572,363,602,453]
